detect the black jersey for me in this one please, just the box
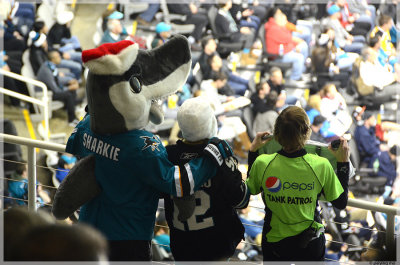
[164,140,247,261]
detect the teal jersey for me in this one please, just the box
[246,151,343,242]
[66,115,217,240]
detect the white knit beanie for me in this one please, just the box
[177,97,218,142]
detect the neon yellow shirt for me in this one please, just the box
[246,152,343,242]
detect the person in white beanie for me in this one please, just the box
[163,96,249,261]
[47,11,82,54]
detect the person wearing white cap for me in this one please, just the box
[47,11,82,54]
[163,96,248,261]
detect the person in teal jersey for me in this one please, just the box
[246,106,350,261]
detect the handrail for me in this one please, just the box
[0,69,50,141]
[1,133,398,254]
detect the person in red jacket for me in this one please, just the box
[264,8,308,81]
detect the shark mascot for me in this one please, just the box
[52,35,233,261]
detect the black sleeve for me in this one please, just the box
[247,151,259,179]
[218,168,249,208]
[330,162,350,209]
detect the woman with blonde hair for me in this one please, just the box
[246,106,350,261]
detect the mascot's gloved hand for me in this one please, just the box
[203,137,234,166]
[173,195,196,222]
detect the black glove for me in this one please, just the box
[203,137,233,166]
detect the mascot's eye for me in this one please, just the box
[129,76,142,93]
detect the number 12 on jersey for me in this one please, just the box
[172,190,215,231]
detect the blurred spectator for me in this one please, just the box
[136,4,159,26]
[359,47,400,94]
[10,223,109,261]
[205,53,249,96]
[200,72,251,157]
[1,51,29,107]
[12,2,36,36]
[216,0,257,66]
[368,145,399,188]
[306,95,337,139]
[200,71,236,115]
[168,3,209,49]
[368,35,400,77]
[319,83,350,125]
[153,220,171,254]
[28,30,48,74]
[324,233,349,261]
[310,115,328,143]
[370,15,396,58]
[151,22,171,49]
[311,28,357,88]
[32,19,48,34]
[4,206,55,260]
[330,0,372,36]
[250,81,271,116]
[56,153,77,183]
[346,0,376,27]
[252,90,279,134]
[36,50,80,126]
[100,11,128,45]
[267,67,300,107]
[29,26,82,80]
[197,36,218,79]
[7,162,51,207]
[264,8,308,81]
[230,2,261,32]
[323,4,365,54]
[48,11,82,53]
[239,207,263,246]
[3,11,26,52]
[354,111,384,166]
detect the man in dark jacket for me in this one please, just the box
[36,50,79,126]
[354,112,382,166]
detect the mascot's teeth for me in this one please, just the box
[151,99,162,106]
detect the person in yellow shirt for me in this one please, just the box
[370,15,395,56]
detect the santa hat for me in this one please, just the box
[82,40,139,75]
[177,97,218,142]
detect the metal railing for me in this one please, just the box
[0,68,50,141]
[1,133,399,255]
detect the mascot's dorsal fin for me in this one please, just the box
[83,40,139,75]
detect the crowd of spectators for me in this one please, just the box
[2,0,400,262]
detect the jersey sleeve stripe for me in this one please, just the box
[184,163,194,195]
[236,182,250,209]
[180,164,191,196]
[174,166,183,197]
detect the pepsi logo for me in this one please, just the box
[265,177,281,193]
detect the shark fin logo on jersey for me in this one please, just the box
[141,136,160,152]
[266,177,281,193]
